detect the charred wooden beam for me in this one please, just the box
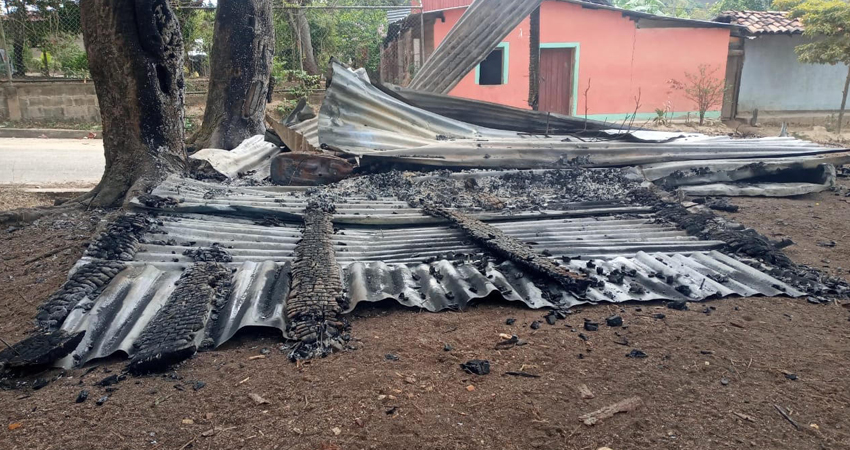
[420,204,589,295]
[127,263,233,374]
[285,202,349,360]
[36,261,127,332]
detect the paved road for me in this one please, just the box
[0,138,104,184]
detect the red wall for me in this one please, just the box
[432,1,731,118]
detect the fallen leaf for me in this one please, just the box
[8,422,22,430]
[248,393,270,405]
[331,427,341,436]
[466,385,475,392]
[811,423,820,430]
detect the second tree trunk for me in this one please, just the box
[189,0,275,151]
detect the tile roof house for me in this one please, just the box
[716,10,804,35]
[714,10,846,119]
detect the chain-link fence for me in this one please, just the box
[0,1,423,125]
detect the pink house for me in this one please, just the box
[382,0,734,121]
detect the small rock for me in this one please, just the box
[182,418,194,425]
[530,320,541,330]
[466,385,475,392]
[193,381,206,391]
[584,321,599,332]
[248,393,270,405]
[626,349,648,358]
[75,390,89,403]
[545,313,558,325]
[443,343,453,352]
[332,427,341,436]
[605,315,623,327]
[653,313,666,319]
[32,378,49,390]
[96,395,109,406]
[505,318,516,325]
[460,359,491,375]
[385,354,399,361]
[260,348,271,355]
[720,377,730,386]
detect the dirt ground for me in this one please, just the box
[2,184,850,450]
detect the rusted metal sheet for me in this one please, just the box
[410,0,544,94]
[265,114,319,154]
[270,153,355,186]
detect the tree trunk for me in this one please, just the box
[287,4,319,75]
[187,0,274,151]
[80,0,187,207]
[839,64,850,136]
[11,2,26,77]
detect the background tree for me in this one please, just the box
[286,0,320,75]
[188,0,274,151]
[774,0,850,134]
[80,0,187,206]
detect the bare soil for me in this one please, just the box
[1,187,850,450]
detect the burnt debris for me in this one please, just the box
[85,213,156,261]
[421,204,590,296]
[36,261,126,332]
[0,330,85,373]
[127,263,233,374]
[285,202,349,360]
[182,244,233,263]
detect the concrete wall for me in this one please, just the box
[0,80,100,123]
[738,35,847,114]
[434,1,731,120]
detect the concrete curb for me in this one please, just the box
[0,128,102,139]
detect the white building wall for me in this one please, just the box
[738,34,847,113]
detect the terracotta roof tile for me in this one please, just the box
[715,10,804,35]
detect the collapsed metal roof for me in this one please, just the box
[5,169,845,373]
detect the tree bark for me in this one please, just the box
[80,0,187,207]
[287,3,319,75]
[188,0,274,151]
[11,2,27,77]
[840,64,850,136]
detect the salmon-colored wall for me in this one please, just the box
[432,1,730,118]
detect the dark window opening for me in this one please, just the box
[478,48,504,85]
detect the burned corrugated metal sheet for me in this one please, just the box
[410,0,544,94]
[320,63,516,154]
[380,83,614,133]
[382,83,616,134]
[358,138,850,170]
[189,135,280,181]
